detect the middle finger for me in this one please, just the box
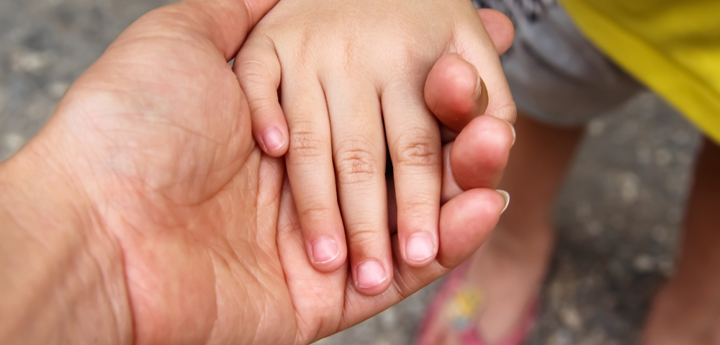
[324,77,393,296]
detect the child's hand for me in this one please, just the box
[235,0,515,295]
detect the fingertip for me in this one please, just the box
[259,125,289,157]
[354,259,393,295]
[477,8,515,55]
[308,236,346,272]
[235,36,286,156]
[425,53,480,132]
[451,115,514,189]
[442,189,505,230]
[404,232,438,267]
[437,188,505,266]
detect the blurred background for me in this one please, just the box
[0,0,702,343]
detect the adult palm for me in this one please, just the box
[26,0,508,344]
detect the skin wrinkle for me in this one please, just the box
[342,29,356,72]
[276,189,321,345]
[122,3,226,55]
[209,250,242,345]
[338,281,364,336]
[392,132,440,168]
[73,101,250,207]
[107,36,214,73]
[28,137,101,218]
[346,226,386,249]
[318,76,332,140]
[288,128,326,161]
[101,211,157,342]
[334,146,380,185]
[277,183,342,344]
[108,184,187,235]
[99,51,217,88]
[390,261,418,294]
[71,101,214,155]
[0,146,96,241]
[197,1,249,60]
[296,204,334,224]
[238,59,280,112]
[290,26,314,70]
[339,274,403,333]
[54,237,113,342]
[125,208,221,342]
[88,61,236,136]
[85,207,132,345]
[75,231,125,344]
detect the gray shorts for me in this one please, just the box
[473,0,644,126]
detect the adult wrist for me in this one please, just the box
[0,138,133,344]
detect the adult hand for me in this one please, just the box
[0,1,514,345]
[428,9,517,193]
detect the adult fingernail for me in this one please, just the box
[311,237,339,264]
[474,76,489,114]
[356,260,387,289]
[406,232,436,263]
[509,123,516,146]
[473,73,483,100]
[496,189,510,214]
[441,143,463,204]
[262,126,285,152]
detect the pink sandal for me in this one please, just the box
[416,264,538,345]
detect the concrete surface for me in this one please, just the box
[0,0,701,344]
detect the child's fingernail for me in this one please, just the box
[406,232,436,264]
[262,126,285,152]
[311,237,339,264]
[496,190,510,214]
[356,260,387,289]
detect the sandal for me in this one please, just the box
[416,263,538,345]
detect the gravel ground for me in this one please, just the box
[0,0,701,344]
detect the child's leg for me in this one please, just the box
[420,1,642,343]
[643,137,720,345]
[420,112,583,345]
[467,112,583,342]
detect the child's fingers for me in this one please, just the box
[340,188,506,332]
[235,35,289,157]
[382,84,442,268]
[325,80,393,295]
[282,71,347,272]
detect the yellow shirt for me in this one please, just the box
[560,0,720,143]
